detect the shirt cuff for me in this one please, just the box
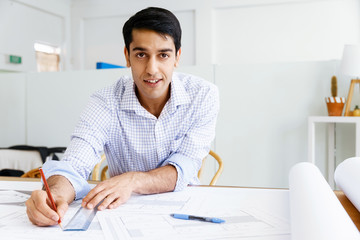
[42,160,91,200]
[161,153,200,191]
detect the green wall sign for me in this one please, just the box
[9,55,22,64]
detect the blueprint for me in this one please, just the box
[4,167,357,240]
[97,187,291,240]
[0,180,291,240]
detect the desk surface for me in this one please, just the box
[0,177,292,240]
[1,177,360,233]
[335,190,360,231]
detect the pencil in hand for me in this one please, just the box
[39,168,63,229]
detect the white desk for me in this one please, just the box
[0,179,291,240]
[308,116,360,188]
[1,173,360,239]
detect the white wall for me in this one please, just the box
[0,73,26,146]
[213,0,360,64]
[0,0,71,72]
[215,61,337,187]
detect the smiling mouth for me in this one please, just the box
[144,79,161,84]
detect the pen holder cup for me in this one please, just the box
[325,97,345,116]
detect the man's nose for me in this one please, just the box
[146,56,158,75]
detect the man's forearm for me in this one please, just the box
[131,165,177,194]
[44,175,76,204]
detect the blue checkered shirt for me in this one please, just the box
[43,72,219,199]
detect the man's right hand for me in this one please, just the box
[25,175,75,226]
[25,189,69,226]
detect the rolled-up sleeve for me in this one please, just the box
[165,153,199,191]
[42,160,91,200]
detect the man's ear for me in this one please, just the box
[124,47,131,67]
[174,48,181,67]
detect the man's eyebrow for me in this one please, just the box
[132,47,173,52]
[132,47,146,52]
[159,48,173,53]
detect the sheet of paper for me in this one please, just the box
[0,203,105,240]
[0,190,30,205]
[0,181,105,240]
[0,180,42,191]
[289,162,360,240]
[334,157,360,212]
[97,187,291,240]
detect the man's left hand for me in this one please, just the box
[82,165,177,210]
[82,172,135,210]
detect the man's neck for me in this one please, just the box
[136,88,170,118]
[142,100,168,118]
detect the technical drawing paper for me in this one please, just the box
[97,187,291,240]
[0,181,105,240]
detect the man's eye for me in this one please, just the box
[136,53,146,58]
[160,53,169,59]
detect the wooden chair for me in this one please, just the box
[91,153,107,181]
[197,150,224,185]
[92,150,224,185]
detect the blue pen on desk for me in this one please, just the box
[170,213,225,224]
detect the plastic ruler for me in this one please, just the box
[63,206,97,231]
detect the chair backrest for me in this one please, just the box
[91,153,107,181]
[92,150,224,185]
[197,150,224,186]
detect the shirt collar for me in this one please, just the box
[167,73,191,114]
[119,77,140,111]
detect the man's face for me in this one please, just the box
[124,29,181,105]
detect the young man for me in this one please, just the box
[26,7,219,226]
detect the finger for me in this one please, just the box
[26,200,55,226]
[84,189,109,209]
[26,199,38,225]
[108,195,130,209]
[55,199,69,220]
[32,190,60,221]
[82,183,106,207]
[97,193,118,211]
[34,199,60,223]
[26,200,39,225]
[25,196,58,226]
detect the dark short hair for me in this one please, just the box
[123,7,182,54]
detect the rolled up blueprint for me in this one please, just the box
[335,157,360,212]
[289,162,360,240]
